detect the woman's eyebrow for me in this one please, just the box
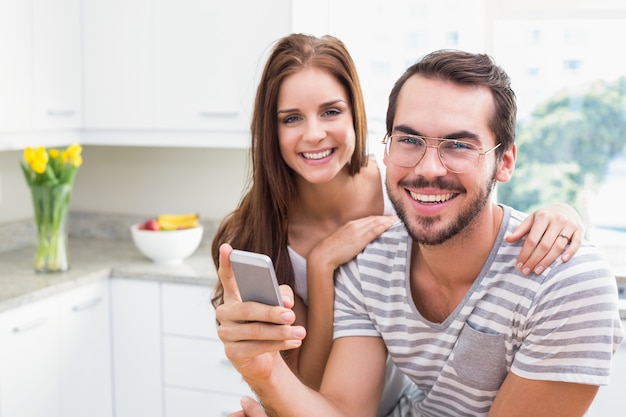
[277,99,347,115]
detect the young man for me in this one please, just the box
[216,50,624,417]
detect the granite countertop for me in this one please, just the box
[0,237,218,313]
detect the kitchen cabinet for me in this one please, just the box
[0,296,62,417]
[82,0,154,131]
[110,278,163,417]
[161,282,254,417]
[110,279,255,417]
[0,281,112,417]
[31,0,82,131]
[0,0,32,134]
[57,281,113,417]
[0,0,82,150]
[82,0,291,148]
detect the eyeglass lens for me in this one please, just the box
[386,135,483,173]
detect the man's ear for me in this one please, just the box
[495,143,516,183]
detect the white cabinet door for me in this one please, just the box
[110,278,163,417]
[0,297,62,417]
[57,281,113,417]
[161,281,216,338]
[153,0,291,132]
[32,0,82,130]
[0,0,81,150]
[0,0,33,132]
[161,282,255,417]
[83,0,291,147]
[82,0,154,129]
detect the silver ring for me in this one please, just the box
[558,233,571,242]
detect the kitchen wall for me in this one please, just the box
[0,146,249,225]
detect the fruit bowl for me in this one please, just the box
[130,224,204,264]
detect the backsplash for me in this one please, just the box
[0,211,220,253]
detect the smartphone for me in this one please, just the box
[229,249,284,307]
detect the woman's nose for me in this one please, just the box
[302,119,325,142]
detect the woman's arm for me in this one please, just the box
[507,203,584,275]
[293,215,397,390]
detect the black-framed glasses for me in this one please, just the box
[382,134,502,174]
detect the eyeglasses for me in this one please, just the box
[382,134,502,174]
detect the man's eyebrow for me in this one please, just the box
[393,124,479,140]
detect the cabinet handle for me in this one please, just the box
[47,109,76,117]
[12,318,47,333]
[199,111,238,118]
[72,297,102,312]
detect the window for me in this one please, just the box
[294,0,626,273]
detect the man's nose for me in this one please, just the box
[413,144,448,176]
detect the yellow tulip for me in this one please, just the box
[49,148,60,159]
[25,146,49,174]
[23,147,35,164]
[62,144,83,167]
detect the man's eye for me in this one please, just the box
[447,141,476,151]
[398,136,420,145]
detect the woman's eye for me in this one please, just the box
[282,115,301,124]
[323,108,341,117]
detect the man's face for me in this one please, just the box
[384,75,512,245]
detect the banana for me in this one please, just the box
[157,213,199,230]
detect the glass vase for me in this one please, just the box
[30,183,72,273]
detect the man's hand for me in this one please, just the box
[215,243,306,381]
[228,396,269,417]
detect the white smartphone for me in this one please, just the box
[229,249,284,307]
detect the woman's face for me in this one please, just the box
[277,67,355,185]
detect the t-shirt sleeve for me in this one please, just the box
[511,247,625,386]
[333,259,381,339]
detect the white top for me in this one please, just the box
[289,155,394,305]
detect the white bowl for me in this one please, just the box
[130,224,204,264]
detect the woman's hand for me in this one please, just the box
[506,203,584,275]
[308,215,398,277]
[215,243,306,381]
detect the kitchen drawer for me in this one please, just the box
[165,386,250,417]
[163,336,253,395]
[162,282,217,339]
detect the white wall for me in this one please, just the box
[0,146,249,224]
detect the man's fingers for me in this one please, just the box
[218,243,242,303]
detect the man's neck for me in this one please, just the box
[409,203,504,322]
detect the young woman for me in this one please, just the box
[211,34,584,416]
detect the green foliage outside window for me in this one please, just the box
[498,76,626,225]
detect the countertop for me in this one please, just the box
[0,237,217,313]
[1,229,624,318]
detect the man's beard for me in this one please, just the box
[388,175,497,246]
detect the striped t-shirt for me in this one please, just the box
[334,205,624,417]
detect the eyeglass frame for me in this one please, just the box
[381,133,502,173]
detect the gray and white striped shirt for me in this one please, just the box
[334,205,624,417]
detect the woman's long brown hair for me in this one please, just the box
[211,33,368,308]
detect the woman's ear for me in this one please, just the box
[495,143,516,183]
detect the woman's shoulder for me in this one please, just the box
[366,153,395,216]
